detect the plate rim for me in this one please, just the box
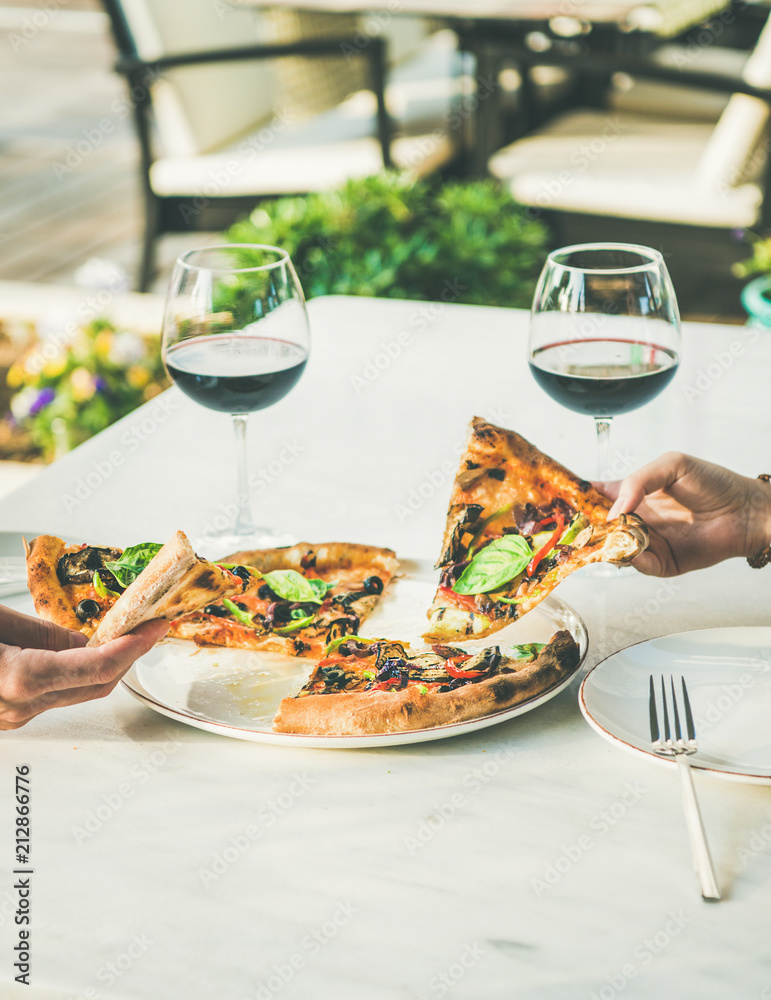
[579,625,771,785]
[121,589,588,749]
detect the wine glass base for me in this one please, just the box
[191,527,296,561]
[579,562,637,579]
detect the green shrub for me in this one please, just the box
[226,172,548,308]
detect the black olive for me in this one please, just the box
[204,605,230,617]
[258,584,276,601]
[487,468,505,481]
[363,575,383,595]
[271,603,293,624]
[76,599,100,622]
[232,566,251,590]
[234,601,248,611]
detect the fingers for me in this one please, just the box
[51,619,171,688]
[0,618,171,726]
[607,452,689,520]
[0,605,87,651]
[593,480,620,501]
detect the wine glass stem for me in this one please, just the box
[232,414,255,536]
[594,417,612,481]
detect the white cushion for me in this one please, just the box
[149,30,463,197]
[488,109,763,227]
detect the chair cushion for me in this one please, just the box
[488,110,763,227]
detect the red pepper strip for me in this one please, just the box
[532,515,559,532]
[527,512,564,577]
[445,656,487,679]
[439,585,478,615]
[372,677,401,691]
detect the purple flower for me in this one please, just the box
[731,228,747,242]
[94,377,107,392]
[29,387,55,416]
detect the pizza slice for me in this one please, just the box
[169,542,399,658]
[273,630,580,736]
[25,536,399,659]
[25,531,242,645]
[424,417,649,641]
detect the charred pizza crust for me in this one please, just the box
[273,630,580,736]
[425,417,648,641]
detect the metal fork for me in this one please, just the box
[649,675,721,901]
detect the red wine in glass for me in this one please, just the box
[529,339,679,418]
[161,243,310,552]
[165,334,308,413]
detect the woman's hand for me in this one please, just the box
[598,452,771,577]
[0,606,169,730]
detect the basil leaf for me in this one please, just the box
[453,535,533,595]
[262,569,322,604]
[93,570,120,599]
[324,634,373,656]
[308,578,331,601]
[105,542,163,588]
[273,615,315,635]
[506,642,546,661]
[223,599,255,628]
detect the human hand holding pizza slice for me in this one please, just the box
[598,452,771,576]
[0,605,169,730]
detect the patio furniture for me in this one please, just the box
[488,12,771,231]
[1,294,770,996]
[101,0,463,289]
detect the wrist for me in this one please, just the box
[745,475,771,565]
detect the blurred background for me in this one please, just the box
[1,0,770,493]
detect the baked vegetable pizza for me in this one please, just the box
[25,533,398,657]
[20,418,644,737]
[424,417,649,642]
[273,631,580,735]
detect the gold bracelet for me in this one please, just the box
[748,474,771,568]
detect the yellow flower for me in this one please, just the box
[94,330,114,359]
[70,366,95,402]
[6,364,25,388]
[143,382,162,401]
[127,365,150,390]
[42,354,67,378]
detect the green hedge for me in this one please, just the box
[226,172,548,308]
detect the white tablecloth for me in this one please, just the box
[1,295,770,1000]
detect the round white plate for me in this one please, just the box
[123,558,588,748]
[580,627,771,784]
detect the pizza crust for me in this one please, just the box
[87,531,240,646]
[24,535,85,632]
[272,630,579,736]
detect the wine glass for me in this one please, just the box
[161,243,310,554]
[528,242,681,481]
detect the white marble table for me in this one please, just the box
[1,295,771,1000]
